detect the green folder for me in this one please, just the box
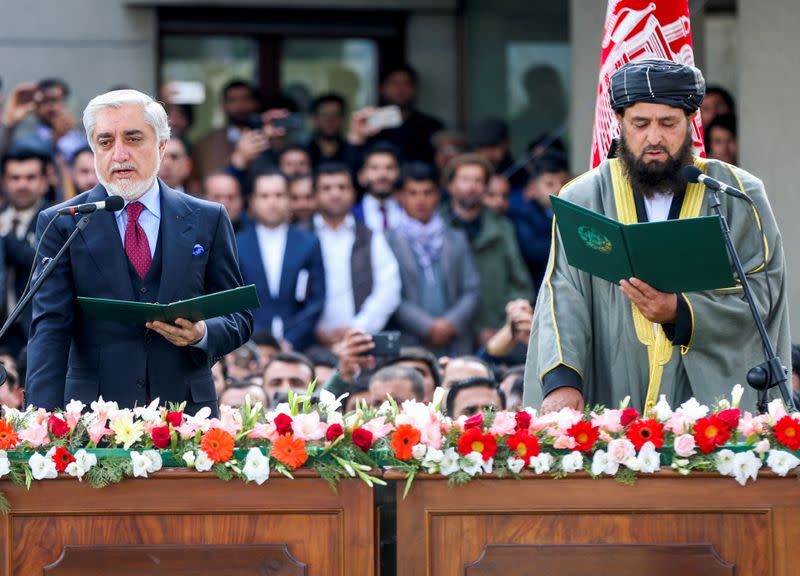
[550,195,736,293]
[77,285,261,324]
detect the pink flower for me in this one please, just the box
[33,408,49,426]
[664,412,691,435]
[607,438,636,464]
[247,422,279,442]
[673,434,696,457]
[591,409,623,433]
[291,412,327,441]
[738,412,767,437]
[362,416,393,440]
[396,406,444,449]
[598,430,613,443]
[755,439,771,454]
[553,434,577,450]
[87,419,112,445]
[488,411,517,437]
[18,422,50,448]
[209,405,243,437]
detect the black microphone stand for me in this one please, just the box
[0,213,94,386]
[706,189,796,414]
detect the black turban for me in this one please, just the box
[609,59,705,112]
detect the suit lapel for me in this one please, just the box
[79,185,135,301]
[157,182,198,304]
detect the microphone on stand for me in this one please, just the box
[57,195,124,216]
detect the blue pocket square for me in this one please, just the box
[192,244,205,256]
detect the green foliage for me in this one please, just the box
[213,463,234,482]
[447,471,471,487]
[615,467,638,486]
[0,492,9,514]
[312,459,344,493]
[86,457,132,489]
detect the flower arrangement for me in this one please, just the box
[0,383,797,510]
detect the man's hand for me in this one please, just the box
[230,129,270,170]
[428,318,456,347]
[619,277,677,324]
[540,387,584,414]
[347,107,382,146]
[332,329,375,382]
[2,83,37,128]
[146,318,206,347]
[50,110,77,141]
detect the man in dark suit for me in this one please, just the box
[25,89,252,415]
[236,170,325,352]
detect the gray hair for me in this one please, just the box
[83,89,170,150]
[369,365,426,401]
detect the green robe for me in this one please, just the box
[523,156,791,414]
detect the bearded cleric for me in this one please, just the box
[25,90,252,416]
[523,59,790,415]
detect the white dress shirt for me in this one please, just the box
[255,223,288,298]
[114,179,161,258]
[361,194,403,233]
[644,192,673,224]
[314,213,401,334]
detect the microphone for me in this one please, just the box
[57,195,125,216]
[682,165,751,201]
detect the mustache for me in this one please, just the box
[111,162,138,173]
[640,145,669,156]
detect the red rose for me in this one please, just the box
[457,427,498,461]
[620,407,639,427]
[274,413,294,436]
[48,414,68,438]
[515,411,531,432]
[326,423,344,442]
[351,427,373,452]
[166,411,183,428]
[52,447,75,473]
[151,425,171,449]
[717,408,741,430]
[463,413,484,430]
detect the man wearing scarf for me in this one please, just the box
[387,162,480,356]
[523,59,790,414]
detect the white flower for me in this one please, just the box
[624,457,641,472]
[143,450,162,474]
[619,395,631,410]
[637,442,661,474]
[460,452,483,476]
[0,454,10,478]
[755,439,771,454]
[766,450,800,477]
[29,452,57,480]
[65,449,97,481]
[182,451,196,467]
[318,389,347,416]
[530,452,554,474]
[130,451,151,478]
[133,398,162,423]
[732,451,762,486]
[591,450,619,476]
[431,387,446,412]
[677,398,708,422]
[242,447,270,485]
[422,447,444,474]
[481,457,494,475]
[194,450,214,472]
[560,451,584,474]
[767,398,788,424]
[653,395,673,421]
[507,457,525,474]
[90,396,119,417]
[715,449,736,476]
[439,448,460,476]
[731,384,745,409]
[411,443,427,460]
[65,399,86,415]
[718,399,731,410]
[607,438,636,464]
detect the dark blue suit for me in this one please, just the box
[507,189,554,293]
[236,225,325,351]
[25,180,252,415]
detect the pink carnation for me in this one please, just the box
[738,412,767,437]
[362,416,393,440]
[591,409,623,433]
[208,405,243,437]
[18,422,50,448]
[488,411,517,437]
[664,413,691,435]
[553,434,577,450]
[247,422,279,442]
[291,412,328,441]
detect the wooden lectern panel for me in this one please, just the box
[44,544,306,576]
[465,544,734,576]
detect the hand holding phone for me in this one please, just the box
[366,105,403,131]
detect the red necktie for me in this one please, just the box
[125,202,152,279]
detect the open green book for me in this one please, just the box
[78,285,261,324]
[550,195,736,293]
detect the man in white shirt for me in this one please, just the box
[353,142,403,232]
[313,162,401,347]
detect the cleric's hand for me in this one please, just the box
[146,318,206,347]
[619,277,677,324]
[540,387,584,415]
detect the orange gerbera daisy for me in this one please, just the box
[391,424,421,460]
[0,419,19,450]
[200,428,235,463]
[271,433,308,470]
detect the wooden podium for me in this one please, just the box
[0,470,375,575]
[390,470,800,576]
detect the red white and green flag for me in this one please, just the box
[590,0,706,168]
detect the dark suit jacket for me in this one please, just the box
[25,180,252,413]
[236,225,325,351]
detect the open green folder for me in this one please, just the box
[77,285,261,324]
[550,195,736,293]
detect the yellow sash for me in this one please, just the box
[608,156,708,415]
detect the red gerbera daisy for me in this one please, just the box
[773,415,800,451]
[506,431,540,465]
[625,418,665,450]
[0,419,19,450]
[566,421,599,453]
[693,415,731,454]
[52,447,75,473]
[391,424,421,461]
[271,433,308,470]
[457,427,498,461]
[200,428,235,463]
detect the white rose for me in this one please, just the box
[591,450,619,476]
[607,438,636,464]
[411,444,427,460]
[560,451,584,474]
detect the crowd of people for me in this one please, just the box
[0,63,765,416]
